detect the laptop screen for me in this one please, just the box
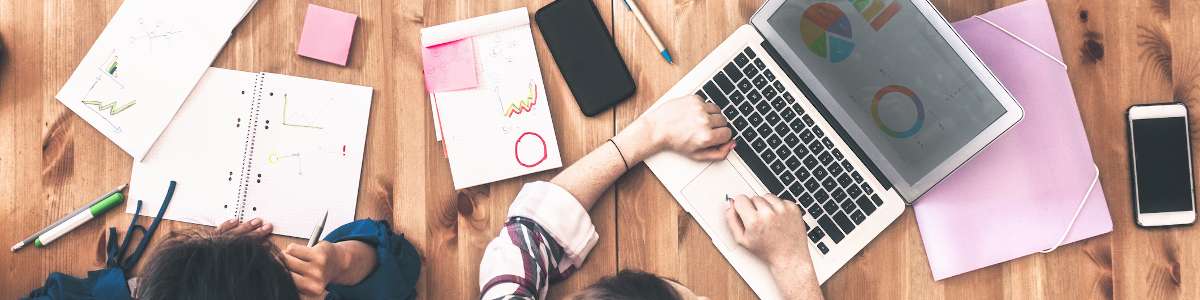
[762,0,1006,197]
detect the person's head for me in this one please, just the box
[137,230,299,300]
[570,270,708,300]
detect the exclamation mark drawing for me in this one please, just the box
[342,145,347,157]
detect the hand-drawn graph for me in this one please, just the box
[268,151,305,175]
[81,99,137,115]
[128,18,182,52]
[848,0,901,31]
[500,81,539,118]
[281,93,327,129]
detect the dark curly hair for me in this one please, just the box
[137,230,299,300]
[570,269,683,300]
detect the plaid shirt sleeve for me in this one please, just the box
[478,181,600,300]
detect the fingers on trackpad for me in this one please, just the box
[682,160,759,217]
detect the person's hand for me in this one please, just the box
[283,242,343,299]
[725,194,812,268]
[631,95,735,160]
[215,218,273,239]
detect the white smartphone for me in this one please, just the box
[1128,103,1196,227]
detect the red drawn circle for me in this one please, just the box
[514,132,548,168]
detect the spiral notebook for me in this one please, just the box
[129,68,373,238]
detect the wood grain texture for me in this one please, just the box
[3,0,1200,299]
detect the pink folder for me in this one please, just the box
[913,0,1113,280]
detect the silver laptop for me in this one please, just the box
[642,0,1023,298]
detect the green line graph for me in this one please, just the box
[82,99,136,115]
[281,93,324,129]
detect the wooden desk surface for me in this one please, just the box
[2,0,1197,299]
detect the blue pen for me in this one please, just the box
[623,0,673,64]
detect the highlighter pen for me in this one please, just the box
[33,192,125,248]
[11,184,125,252]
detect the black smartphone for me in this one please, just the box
[535,0,636,117]
[1128,103,1196,227]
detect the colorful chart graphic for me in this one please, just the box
[800,3,855,63]
[849,0,901,30]
[502,82,539,118]
[514,131,547,168]
[870,85,924,138]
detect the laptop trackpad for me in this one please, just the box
[679,160,781,298]
[681,160,759,236]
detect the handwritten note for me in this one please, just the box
[297,4,358,66]
[421,38,479,92]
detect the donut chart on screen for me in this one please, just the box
[871,85,924,138]
[800,3,855,63]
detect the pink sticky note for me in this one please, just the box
[421,38,479,92]
[297,4,357,66]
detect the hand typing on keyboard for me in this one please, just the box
[627,95,736,161]
[726,194,824,300]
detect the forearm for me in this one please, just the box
[768,257,824,300]
[331,240,378,286]
[550,120,659,210]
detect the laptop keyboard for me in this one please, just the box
[695,47,884,254]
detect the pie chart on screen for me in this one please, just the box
[800,3,855,63]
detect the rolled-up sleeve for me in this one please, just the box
[323,220,422,300]
[479,181,599,299]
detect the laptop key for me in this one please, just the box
[761,149,778,163]
[734,52,750,66]
[818,152,834,165]
[785,156,802,170]
[837,174,853,187]
[755,101,772,112]
[780,107,797,120]
[765,111,782,125]
[846,185,863,198]
[797,192,815,208]
[741,127,759,141]
[804,178,821,191]
[808,139,825,153]
[751,138,769,151]
[832,149,844,160]
[703,83,728,106]
[737,78,753,91]
[822,202,839,217]
[817,242,830,254]
[753,75,768,89]
[871,194,883,206]
[770,97,787,110]
[802,114,815,125]
[799,129,815,142]
[763,85,779,99]
[778,171,796,184]
[817,216,845,243]
[833,211,855,233]
[822,137,834,148]
[729,92,746,104]
[807,201,824,217]
[755,58,767,70]
[773,81,785,92]
[861,183,874,195]
[744,47,756,58]
[732,117,749,131]
[742,64,760,77]
[840,197,856,212]
[756,124,772,138]
[851,210,866,225]
[790,119,807,132]
[784,92,795,102]
[813,189,830,202]
[841,160,853,172]
[783,134,800,146]
[766,135,783,149]
[855,196,876,215]
[831,188,847,201]
[724,63,744,83]
[778,190,794,202]
[811,165,827,179]
[747,90,762,102]
[793,143,810,157]
[788,182,805,196]
[822,177,838,190]
[852,171,864,182]
[714,73,735,93]
[738,101,754,114]
[794,167,811,179]
[808,228,826,243]
[827,161,844,174]
[770,160,787,174]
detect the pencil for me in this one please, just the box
[622,0,673,64]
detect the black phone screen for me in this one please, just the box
[535,0,636,116]
[1132,116,1195,213]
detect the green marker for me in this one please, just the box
[32,192,124,248]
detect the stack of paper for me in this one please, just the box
[420,8,563,190]
[55,0,258,160]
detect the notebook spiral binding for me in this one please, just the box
[233,72,266,221]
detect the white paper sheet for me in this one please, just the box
[131,68,373,238]
[55,0,258,160]
[426,12,562,189]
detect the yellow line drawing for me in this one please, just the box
[81,100,136,115]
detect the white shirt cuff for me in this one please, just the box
[507,181,600,269]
